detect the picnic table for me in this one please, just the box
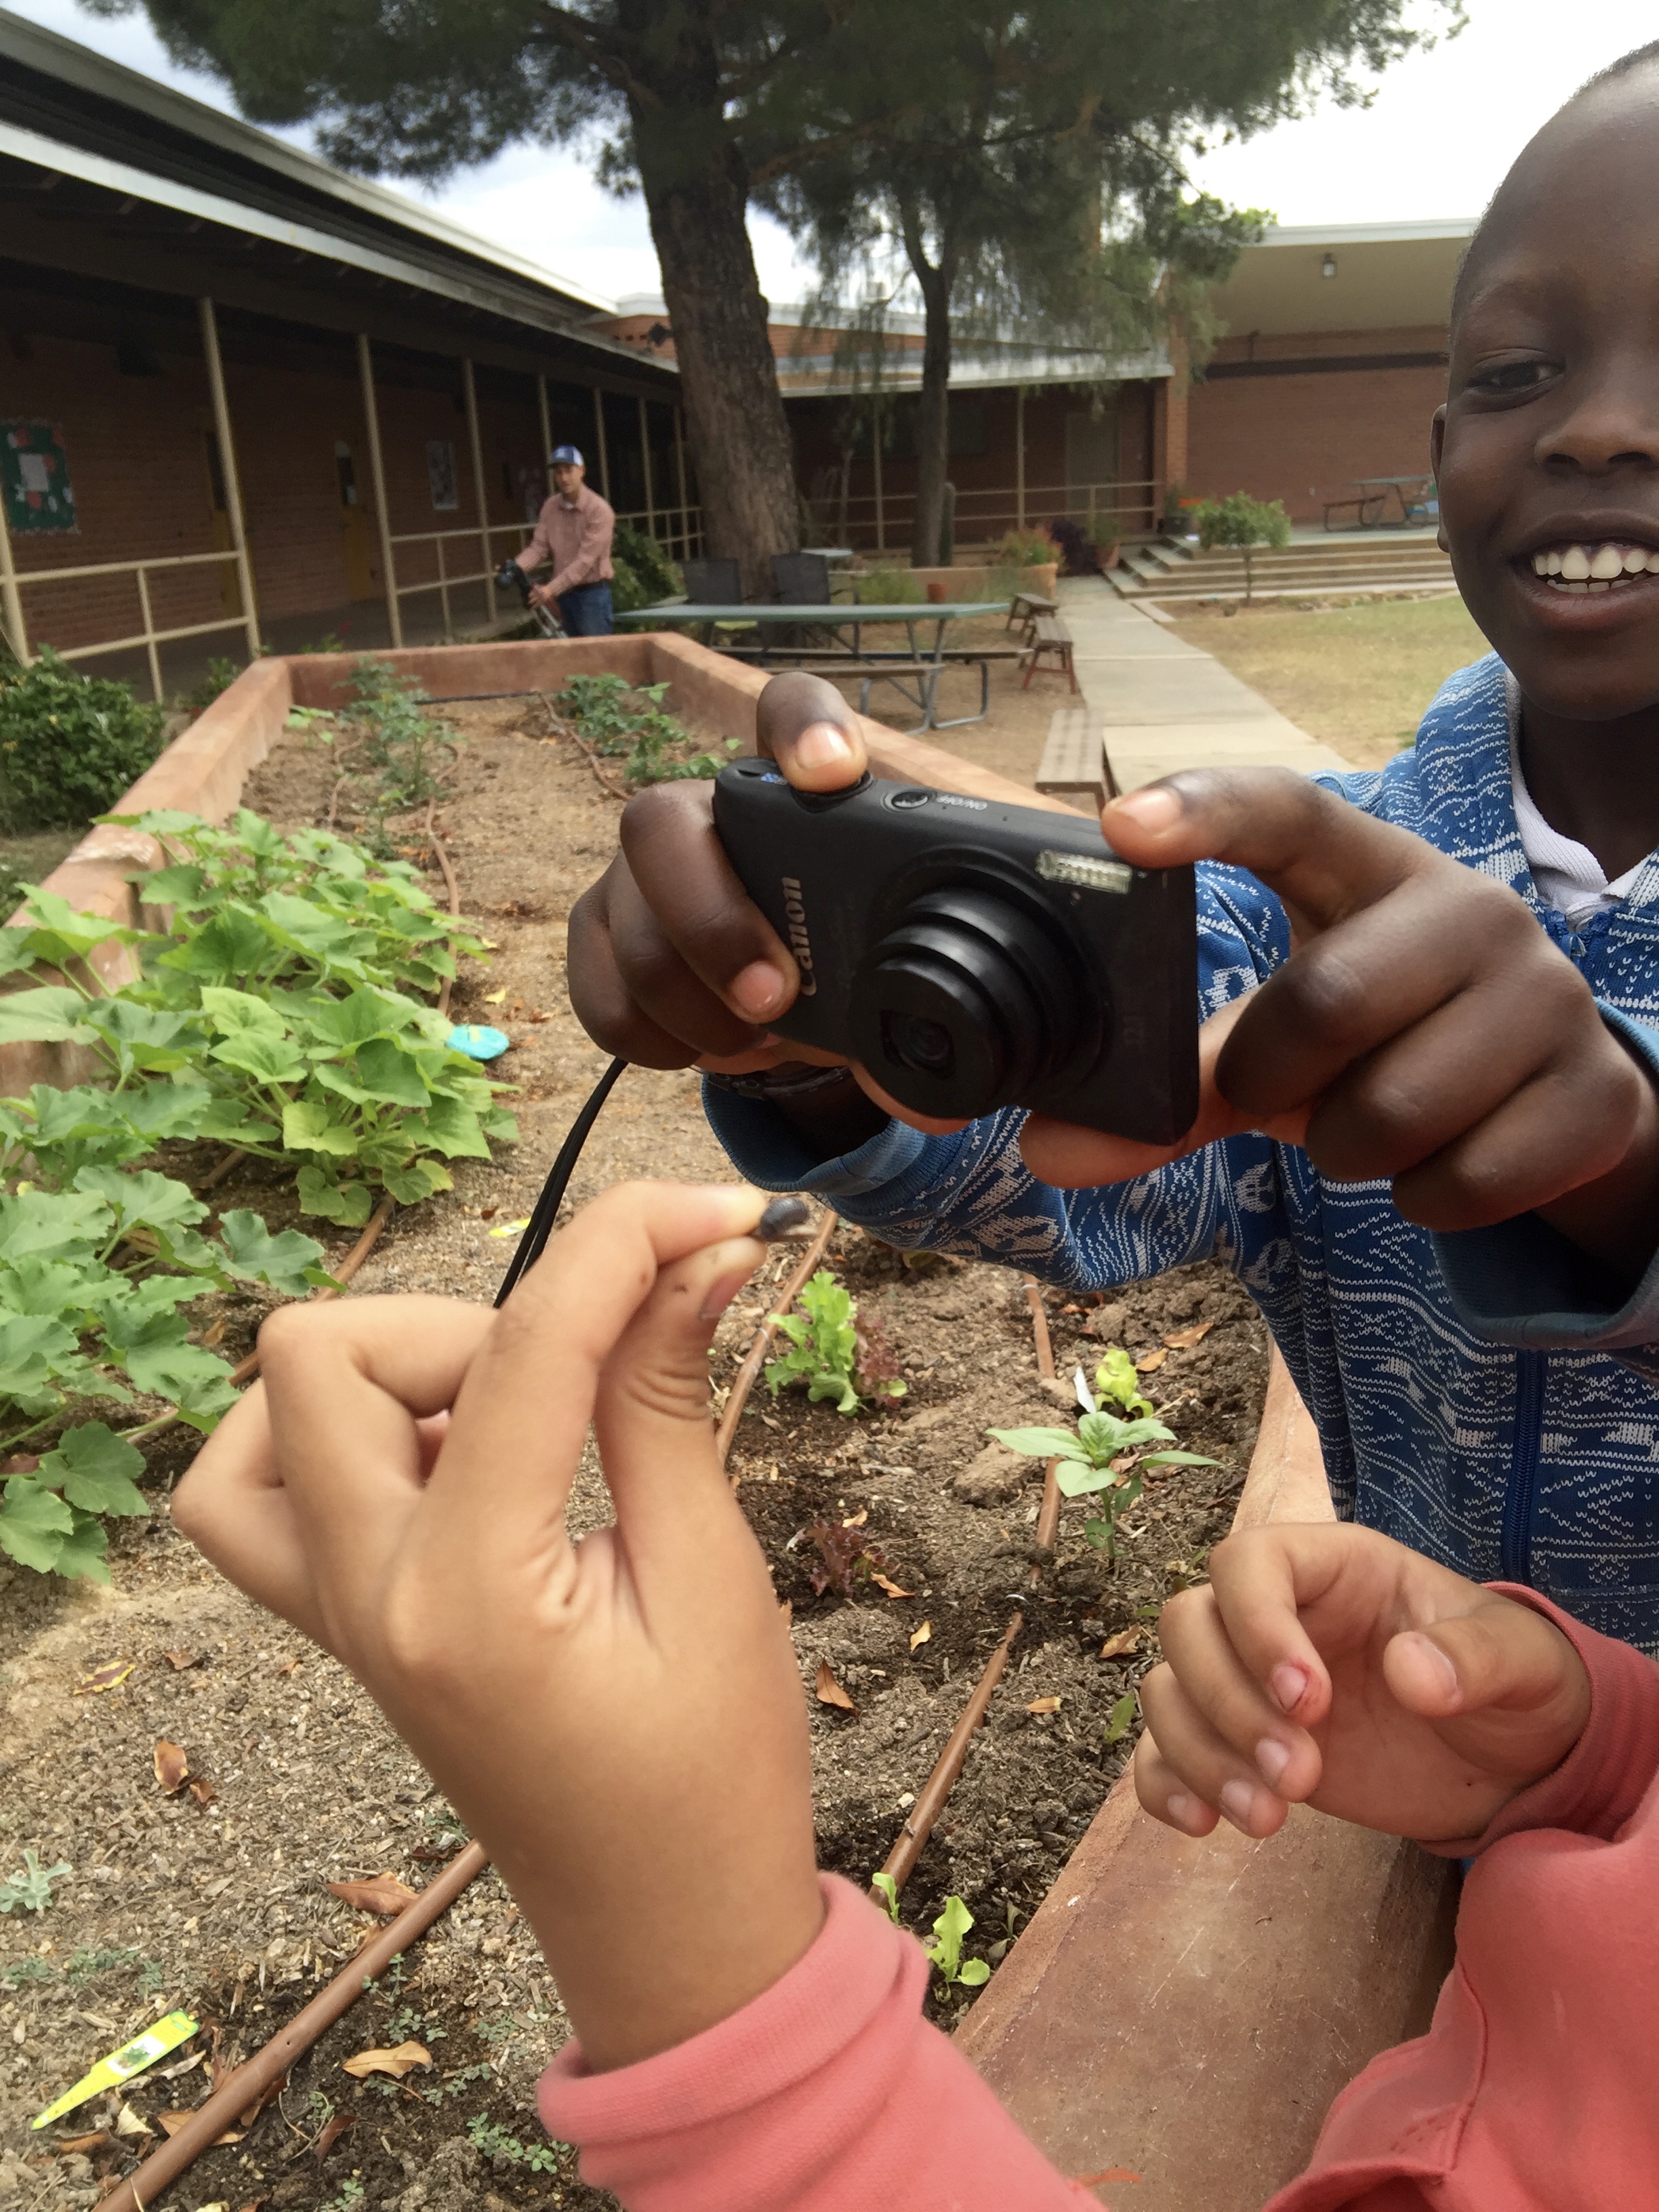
[615,600,1007,732]
[1325,474,1438,529]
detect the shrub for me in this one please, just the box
[1191,492,1292,602]
[0,650,166,834]
[856,566,922,605]
[176,656,244,718]
[610,522,680,608]
[994,529,1056,570]
[553,673,736,789]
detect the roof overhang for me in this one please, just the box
[1207,220,1477,339]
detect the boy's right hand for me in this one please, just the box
[1133,1523,1591,1847]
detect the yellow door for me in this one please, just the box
[335,442,377,600]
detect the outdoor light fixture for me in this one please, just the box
[1322,254,1338,278]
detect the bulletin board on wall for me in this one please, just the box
[1,420,78,535]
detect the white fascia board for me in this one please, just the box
[0,119,663,371]
[779,349,1171,396]
[1254,219,1478,247]
[0,6,621,316]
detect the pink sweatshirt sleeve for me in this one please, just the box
[537,1875,1089,2212]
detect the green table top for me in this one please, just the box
[615,601,1007,626]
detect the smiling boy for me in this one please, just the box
[568,46,1659,1652]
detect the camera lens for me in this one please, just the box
[848,885,1088,1119]
[884,1010,956,1078]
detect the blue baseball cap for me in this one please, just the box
[549,445,584,467]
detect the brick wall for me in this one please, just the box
[1186,325,1448,522]
[3,330,551,661]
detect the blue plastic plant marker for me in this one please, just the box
[448,1023,510,1061]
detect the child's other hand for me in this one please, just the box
[1132,1523,1590,1845]
[173,1182,822,2072]
[1025,766,1659,1275]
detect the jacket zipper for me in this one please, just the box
[1500,1349,1547,1585]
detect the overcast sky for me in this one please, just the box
[8,0,1659,305]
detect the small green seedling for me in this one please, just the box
[466,2114,564,2172]
[872,1870,901,1923]
[764,1269,905,1416]
[926,1895,989,1989]
[988,1353,1217,1557]
[0,1849,71,1914]
[1104,1691,1136,1746]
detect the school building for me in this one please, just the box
[0,9,687,695]
[597,218,1470,554]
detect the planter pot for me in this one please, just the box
[1098,544,1121,571]
[1017,561,1059,596]
[925,579,949,604]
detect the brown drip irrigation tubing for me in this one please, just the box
[1023,1275,1063,1559]
[424,797,462,1021]
[715,1208,838,1471]
[876,1610,1023,1895]
[97,1841,491,2212]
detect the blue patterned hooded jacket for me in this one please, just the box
[707,653,1659,1651]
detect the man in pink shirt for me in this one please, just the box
[516,443,615,634]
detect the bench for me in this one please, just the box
[1322,491,1386,531]
[1035,703,1115,811]
[1007,590,1060,641]
[1021,615,1078,693]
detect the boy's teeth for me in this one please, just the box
[1532,541,1659,589]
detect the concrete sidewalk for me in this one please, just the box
[1058,577,1352,790]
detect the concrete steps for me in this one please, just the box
[1109,533,1456,605]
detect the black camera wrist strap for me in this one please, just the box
[493,1055,629,1307]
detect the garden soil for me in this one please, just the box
[0,696,1267,2212]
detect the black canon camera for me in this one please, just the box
[711,760,1197,1143]
[494,558,564,638]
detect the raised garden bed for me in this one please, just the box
[0,637,1266,2212]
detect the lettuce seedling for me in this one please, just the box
[872,1871,901,1923]
[764,1269,905,1416]
[988,1355,1217,1557]
[926,1895,989,1989]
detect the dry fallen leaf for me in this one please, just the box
[154,1739,190,1794]
[328,1874,419,1916]
[274,1656,304,1677]
[840,1508,869,1528]
[1134,1347,1169,1374]
[239,2069,288,2128]
[188,1776,217,1808]
[909,1620,932,1652]
[1162,1322,1215,1350]
[483,987,508,1004]
[163,1648,199,1671]
[1026,1696,1063,1715]
[201,1317,226,1349]
[55,2130,112,2156]
[869,1572,914,1600]
[1100,1629,1141,1660]
[114,2104,153,2139]
[815,1660,857,1713]
[314,2110,356,2160]
[159,2110,245,2146]
[342,2040,432,2081]
[75,1658,135,1696]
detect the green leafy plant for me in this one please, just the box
[764,1268,905,1416]
[1191,491,1292,603]
[926,1895,989,1990]
[855,565,923,605]
[176,657,243,718]
[988,1353,1216,1557]
[0,811,512,1227]
[0,649,166,834]
[993,529,1056,570]
[334,659,460,853]
[1093,1344,1153,1419]
[872,1870,901,1922]
[1104,1690,1136,1746]
[554,673,735,789]
[466,2114,565,2173]
[0,1849,70,1913]
[611,520,681,606]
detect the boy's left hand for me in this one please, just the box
[1025,768,1659,1279]
[1134,1522,1591,1845]
[173,1181,823,2074]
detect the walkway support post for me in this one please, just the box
[873,419,885,554]
[674,407,689,559]
[638,396,656,537]
[592,388,611,501]
[0,476,27,670]
[197,296,261,664]
[462,357,495,625]
[356,333,402,650]
[1016,386,1026,532]
[536,373,552,496]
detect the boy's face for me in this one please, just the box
[1435,71,1659,725]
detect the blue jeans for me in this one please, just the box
[558,581,613,636]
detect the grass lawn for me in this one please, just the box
[1169,594,1492,769]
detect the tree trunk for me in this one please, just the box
[903,210,955,571]
[634,123,799,597]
